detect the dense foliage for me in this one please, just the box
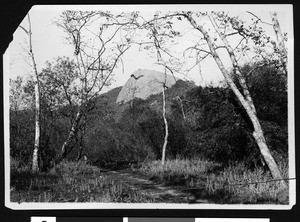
[10,64,287,170]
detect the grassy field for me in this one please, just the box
[10,159,154,203]
[10,158,289,204]
[140,159,289,204]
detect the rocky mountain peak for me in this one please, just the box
[116,69,177,104]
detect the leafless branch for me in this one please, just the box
[233,36,246,51]
[185,52,210,76]
[89,45,131,99]
[184,46,212,57]
[19,25,28,35]
[246,11,273,26]
[225,31,239,37]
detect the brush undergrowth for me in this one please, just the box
[10,160,153,203]
[10,158,289,204]
[140,159,289,204]
[141,159,219,186]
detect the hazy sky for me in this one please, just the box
[6,5,292,92]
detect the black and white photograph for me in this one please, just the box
[3,4,295,209]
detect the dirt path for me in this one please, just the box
[103,168,210,203]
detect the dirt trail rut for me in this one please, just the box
[104,168,210,203]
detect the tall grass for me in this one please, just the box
[205,161,289,204]
[11,158,289,204]
[11,160,154,203]
[140,158,289,204]
[141,159,219,186]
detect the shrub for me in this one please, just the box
[170,86,257,164]
[10,110,35,164]
[10,157,31,174]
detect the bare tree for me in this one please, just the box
[56,11,133,161]
[178,11,287,188]
[148,20,172,165]
[161,67,169,165]
[138,10,287,186]
[146,70,170,165]
[19,13,41,172]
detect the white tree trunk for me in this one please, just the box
[32,83,40,172]
[24,13,41,172]
[270,12,287,74]
[271,12,287,54]
[76,117,86,161]
[196,51,204,86]
[162,84,168,165]
[209,14,257,113]
[61,109,82,159]
[184,13,287,188]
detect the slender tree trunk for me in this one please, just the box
[76,137,83,161]
[32,83,40,172]
[151,24,169,165]
[61,109,82,159]
[210,13,269,169]
[177,96,186,119]
[196,51,204,86]
[271,12,287,54]
[161,84,168,165]
[184,13,287,188]
[209,14,257,113]
[24,14,41,172]
[76,117,86,161]
[270,12,287,75]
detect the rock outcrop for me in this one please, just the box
[116,69,177,104]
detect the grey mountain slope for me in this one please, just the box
[116,69,177,104]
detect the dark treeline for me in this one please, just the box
[10,63,287,171]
